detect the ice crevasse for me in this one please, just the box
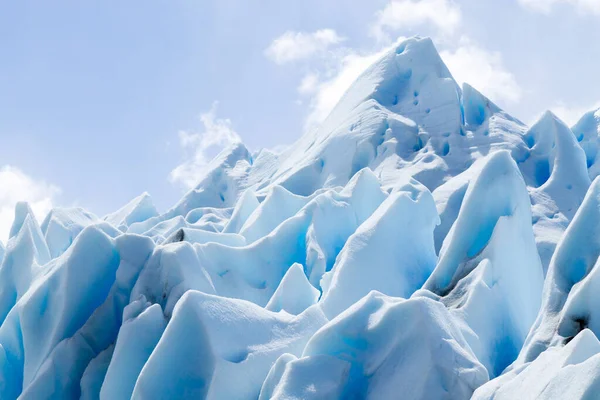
[2,36,600,399]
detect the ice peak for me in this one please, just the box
[9,201,36,240]
[424,150,534,296]
[310,36,462,140]
[572,106,600,178]
[104,192,159,230]
[525,109,590,217]
[517,177,600,365]
[548,176,600,295]
[369,36,458,106]
[536,110,569,130]
[522,109,590,196]
[572,107,600,142]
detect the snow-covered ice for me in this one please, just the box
[1,35,600,398]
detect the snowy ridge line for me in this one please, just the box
[0,36,600,399]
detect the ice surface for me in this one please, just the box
[101,301,165,400]
[305,293,487,399]
[222,188,260,234]
[522,111,591,270]
[266,263,320,315]
[138,290,327,399]
[239,185,315,243]
[0,204,51,325]
[18,233,153,399]
[572,107,600,178]
[131,292,215,399]
[40,207,102,258]
[1,35,600,398]
[80,345,113,400]
[262,354,350,400]
[104,192,159,231]
[320,178,438,318]
[417,150,544,376]
[517,177,600,365]
[473,329,600,399]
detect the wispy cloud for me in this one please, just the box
[546,101,600,126]
[298,44,400,130]
[518,0,600,15]
[440,37,523,105]
[370,0,462,41]
[264,29,345,65]
[0,166,60,243]
[169,102,241,189]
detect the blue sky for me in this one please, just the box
[0,0,599,239]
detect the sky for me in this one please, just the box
[1,0,599,240]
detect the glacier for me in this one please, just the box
[2,36,600,399]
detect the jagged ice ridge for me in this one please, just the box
[2,36,600,399]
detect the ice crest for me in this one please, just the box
[1,36,600,399]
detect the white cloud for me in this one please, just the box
[265,29,345,65]
[300,47,392,130]
[518,0,600,14]
[169,102,242,189]
[371,0,462,41]
[0,166,60,243]
[440,39,523,105]
[297,73,320,95]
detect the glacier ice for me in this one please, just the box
[260,354,350,400]
[265,263,320,315]
[417,150,544,377]
[297,293,487,399]
[100,301,165,400]
[320,177,438,318]
[473,329,600,399]
[1,35,600,399]
[516,177,600,366]
[572,108,600,178]
[104,192,159,232]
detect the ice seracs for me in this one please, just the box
[319,177,438,319]
[417,150,544,377]
[265,263,320,315]
[572,107,600,178]
[100,300,165,400]
[136,291,327,399]
[517,177,600,365]
[222,188,259,234]
[1,35,600,399]
[278,293,488,399]
[473,329,600,399]
[104,192,159,231]
[260,354,350,400]
[0,203,50,324]
[40,207,102,258]
[524,111,591,269]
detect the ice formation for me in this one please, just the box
[2,36,600,399]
